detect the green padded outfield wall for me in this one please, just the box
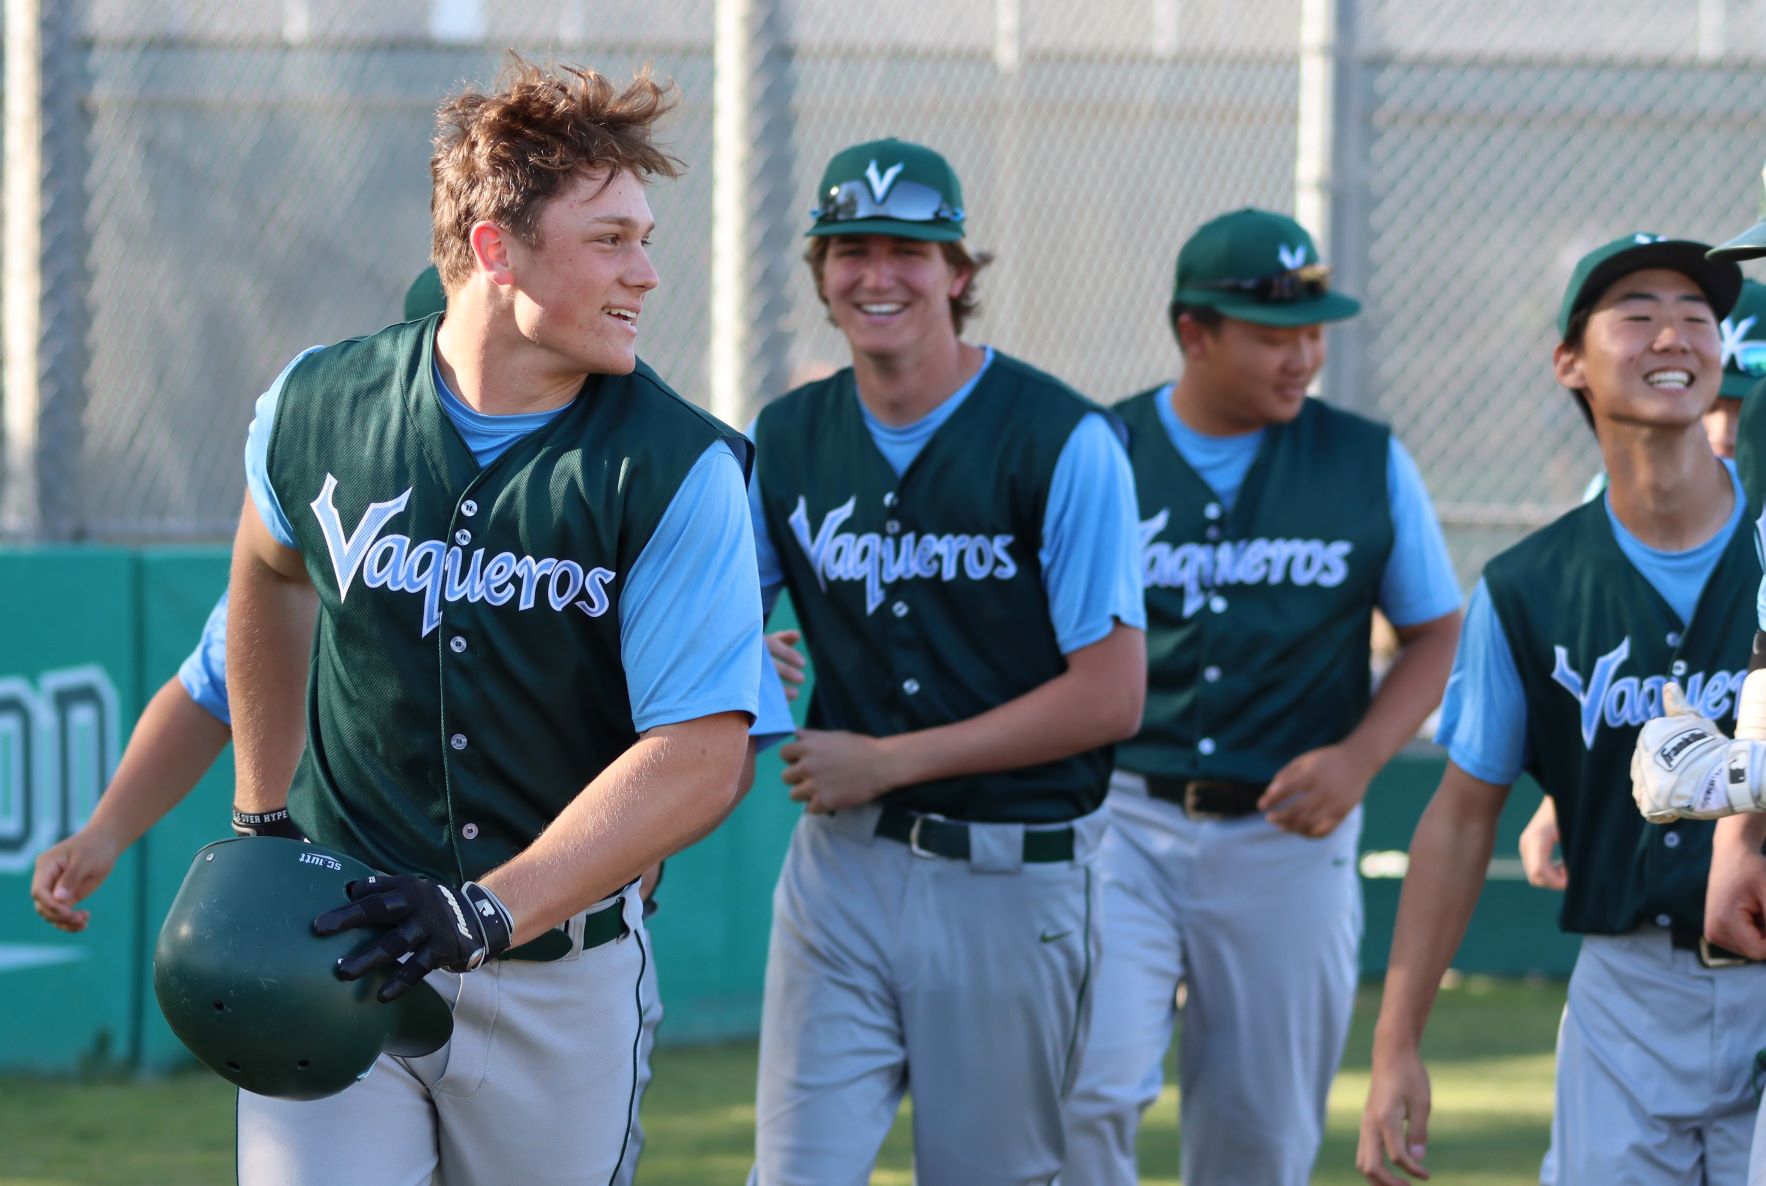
[0,545,1577,1074]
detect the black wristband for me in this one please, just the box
[1751,631,1766,674]
[231,807,305,841]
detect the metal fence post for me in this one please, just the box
[710,0,798,431]
[3,0,87,540]
[1296,0,1368,411]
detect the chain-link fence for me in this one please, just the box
[3,0,1763,584]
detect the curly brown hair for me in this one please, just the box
[804,237,994,336]
[430,59,683,289]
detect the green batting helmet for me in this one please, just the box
[153,837,452,1100]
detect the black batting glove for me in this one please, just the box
[313,874,514,1002]
[231,807,306,841]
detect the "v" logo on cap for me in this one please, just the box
[865,159,905,203]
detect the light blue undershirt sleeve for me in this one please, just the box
[621,442,764,731]
[244,347,326,549]
[1433,579,1529,786]
[745,416,788,620]
[751,659,795,751]
[1608,461,1742,624]
[1377,438,1463,628]
[176,588,232,726]
[1755,506,1766,631]
[1152,381,1263,508]
[1040,413,1147,652]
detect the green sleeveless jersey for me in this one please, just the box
[754,353,1113,823]
[1485,501,1757,934]
[1115,390,1394,781]
[266,315,747,882]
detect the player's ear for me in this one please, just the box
[1552,341,1585,392]
[469,222,516,287]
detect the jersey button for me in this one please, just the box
[1670,660,1687,677]
[1655,913,1673,929]
[885,520,901,535]
[1204,526,1221,541]
[461,822,479,840]
[902,678,921,695]
[450,733,468,751]
[1209,595,1228,614]
[1203,665,1221,683]
[1665,632,1681,647]
[883,492,898,508]
[450,636,467,654]
[891,601,909,618]
[454,529,472,546]
[1663,831,1682,849]
[1203,503,1222,521]
[460,499,478,517]
[1198,738,1217,755]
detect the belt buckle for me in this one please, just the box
[1700,936,1752,969]
[1181,782,1228,823]
[907,814,939,859]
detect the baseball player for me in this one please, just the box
[1059,208,1463,1186]
[1521,277,1766,892]
[224,63,769,1185]
[745,136,1146,1185]
[1360,234,1766,1185]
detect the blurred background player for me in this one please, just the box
[1060,208,1462,1186]
[1359,235,1766,1185]
[746,136,1146,1185]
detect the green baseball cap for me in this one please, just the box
[1720,279,1766,398]
[1557,233,1741,339]
[806,138,965,242]
[404,265,446,320]
[1170,209,1361,328]
[1710,158,1766,261]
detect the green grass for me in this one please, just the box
[0,979,1562,1185]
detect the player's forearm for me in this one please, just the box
[880,624,1146,788]
[1372,767,1505,1052]
[481,711,749,945]
[227,501,315,813]
[1342,611,1462,776]
[84,677,230,850]
[1716,812,1766,855]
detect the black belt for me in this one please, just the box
[1142,775,1267,820]
[875,804,1076,863]
[502,897,630,963]
[1669,926,1759,968]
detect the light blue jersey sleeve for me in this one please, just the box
[1755,508,1766,631]
[176,589,232,726]
[244,347,326,549]
[1433,578,1529,786]
[621,442,765,731]
[1040,412,1147,652]
[751,659,795,751]
[1377,437,1463,628]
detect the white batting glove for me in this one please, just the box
[1631,682,1766,823]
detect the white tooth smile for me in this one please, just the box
[859,303,904,315]
[607,309,637,323]
[1645,370,1692,388]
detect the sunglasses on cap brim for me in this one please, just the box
[1733,341,1766,379]
[810,178,964,226]
[1190,262,1333,304]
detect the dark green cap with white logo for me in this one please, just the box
[806,138,966,242]
[1710,159,1766,261]
[1721,279,1766,398]
[1170,209,1361,327]
[1557,233,1740,338]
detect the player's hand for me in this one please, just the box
[1630,682,1751,823]
[1357,1041,1432,1183]
[29,823,124,933]
[767,630,807,701]
[313,874,514,1002]
[1518,797,1567,891]
[1706,816,1766,960]
[781,728,898,814]
[1259,744,1373,838]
